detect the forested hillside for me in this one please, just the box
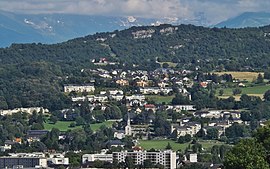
[1,24,270,110]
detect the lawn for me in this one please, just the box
[146,95,174,104]
[44,120,114,132]
[215,71,263,82]
[138,140,223,151]
[217,85,270,99]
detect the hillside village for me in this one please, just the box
[1,57,270,169]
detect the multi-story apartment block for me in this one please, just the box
[113,150,176,169]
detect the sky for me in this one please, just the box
[0,0,270,24]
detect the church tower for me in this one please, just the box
[125,113,132,136]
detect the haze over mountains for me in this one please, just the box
[1,10,270,47]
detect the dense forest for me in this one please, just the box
[1,24,270,110]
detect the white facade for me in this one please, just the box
[126,95,145,101]
[167,105,196,112]
[48,154,69,165]
[189,154,198,163]
[82,153,113,163]
[113,150,176,169]
[0,107,49,116]
[64,84,95,93]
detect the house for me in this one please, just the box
[111,94,124,101]
[158,81,169,88]
[47,153,69,167]
[200,82,208,88]
[120,71,127,78]
[64,84,95,93]
[238,83,246,87]
[144,104,156,112]
[160,87,173,94]
[126,95,145,101]
[106,140,125,148]
[116,79,129,86]
[94,95,108,102]
[114,130,126,139]
[171,122,201,137]
[166,105,196,112]
[195,110,222,119]
[0,107,49,116]
[137,80,149,87]
[71,96,87,102]
[100,90,124,95]
[27,130,49,143]
[140,87,160,94]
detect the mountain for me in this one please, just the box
[0,11,210,47]
[215,12,270,28]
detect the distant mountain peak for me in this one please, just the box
[215,11,270,28]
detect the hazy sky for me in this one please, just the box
[0,0,269,24]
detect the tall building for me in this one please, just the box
[113,150,177,169]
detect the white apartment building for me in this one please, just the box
[0,107,49,116]
[82,153,113,164]
[113,150,176,169]
[64,84,95,93]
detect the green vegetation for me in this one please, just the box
[217,85,270,99]
[44,120,114,131]
[1,25,270,110]
[215,71,263,82]
[138,140,223,151]
[146,95,174,104]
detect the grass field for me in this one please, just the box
[215,71,263,82]
[138,140,223,151]
[146,95,174,104]
[44,120,114,132]
[217,85,270,100]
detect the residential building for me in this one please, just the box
[0,107,49,116]
[113,150,176,169]
[47,153,69,167]
[64,84,95,93]
[116,79,129,86]
[82,153,113,164]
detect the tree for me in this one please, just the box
[172,94,190,105]
[224,139,269,169]
[165,142,172,150]
[143,159,154,168]
[206,128,219,140]
[219,89,224,96]
[75,116,85,126]
[256,73,264,84]
[232,88,242,95]
[264,90,270,101]
[49,115,58,124]
[125,156,135,169]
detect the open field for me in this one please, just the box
[44,120,114,132]
[138,140,224,151]
[145,95,174,104]
[215,71,263,82]
[217,85,270,100]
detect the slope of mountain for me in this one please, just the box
[1,24,270,109]
[215,12,270,28]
